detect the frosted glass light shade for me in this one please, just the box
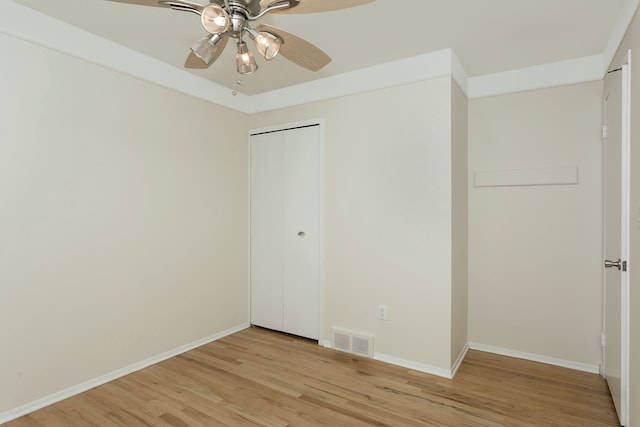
[201,4,230,34]
[236,41,258,75]
[190,34,223,64]
[254,31,282,60]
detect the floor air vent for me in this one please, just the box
[331,328,374,358]
[333,331,351,352]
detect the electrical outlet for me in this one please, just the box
[378,304,387,320]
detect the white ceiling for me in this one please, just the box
[14,0,625,95]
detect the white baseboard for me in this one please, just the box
[0,323,250,424]
[324,339,599,378]
[468,342,601,374]
[322,342,452,378]
[451,343,470,378]
[323,340,468,379]
[373,353,454,379]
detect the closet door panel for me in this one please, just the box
[250,133,284,331]
[283,127,320,339]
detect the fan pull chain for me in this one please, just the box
[232,72,244,96]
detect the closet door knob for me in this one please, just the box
[298,231,305,237]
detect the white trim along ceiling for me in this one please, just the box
[0,0,638,114]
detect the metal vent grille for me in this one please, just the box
[331,328,374,358]
[333,331,351,352]
[352,336,371,357]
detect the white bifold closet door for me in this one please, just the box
[250,125,320,340]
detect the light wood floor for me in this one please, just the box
[4,327,619,426]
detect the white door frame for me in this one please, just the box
[248,118,325,342]
[618,56,631,427]
[602,50,631,426]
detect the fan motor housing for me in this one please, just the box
[225,0,261,16]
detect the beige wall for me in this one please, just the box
[451,81,469,365]
[610,7,640,426]
[251,78,457,370]
[1,17,622,419]
[468,82,604,367]
[0,34,249,413]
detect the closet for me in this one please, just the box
[250,124,321,340]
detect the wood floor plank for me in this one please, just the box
[2,327,619,426]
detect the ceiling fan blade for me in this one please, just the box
[107,0,204,10]
[259,0,298,12]
[185,52,210,69]
[261,0,373,14]
[159,0,204,13]
[184,36,228,69]
[106,0,167,7]
[256,24,330,71]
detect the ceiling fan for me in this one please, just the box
[107,0,374,76]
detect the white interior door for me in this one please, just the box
[603,60,630,427]
[250,132,285,332]
[250,125,321,340]
[282,127,320,339]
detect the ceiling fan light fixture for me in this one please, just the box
[236,41,258,75]
[201,4,230,34]
[249,29,282,60]
[191,34,223,64]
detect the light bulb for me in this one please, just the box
[236,41,258,75]
[201,4,230,34]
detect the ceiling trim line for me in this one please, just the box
[603,0,640,72]
[467,54,605,99]
[0,0,251,113]
[451,50,469,96]
[3,0,631,112]
[247,49,460,114]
